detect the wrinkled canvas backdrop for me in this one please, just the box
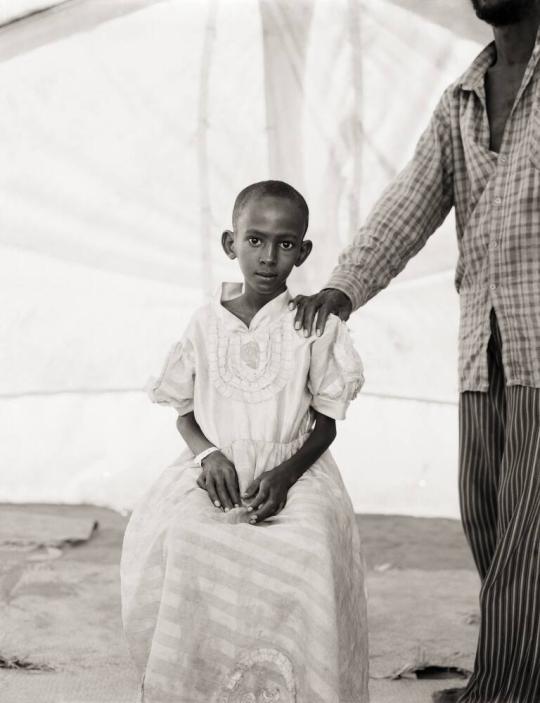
[0,0,489,515]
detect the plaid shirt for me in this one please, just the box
[328,31,540,392]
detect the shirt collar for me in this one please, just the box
[459,41,496,92]
[215,282,292,331]
[459,26,540,93]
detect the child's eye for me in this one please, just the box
[280,241,294,250]
[248,237,261,246]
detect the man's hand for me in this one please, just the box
[242,466,292,524]
[197,451,241,511]
[289,288,352,337]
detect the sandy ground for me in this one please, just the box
[0,505,478,703]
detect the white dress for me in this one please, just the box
[121,283,369,703]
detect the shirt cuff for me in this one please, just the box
[325,271,369,311]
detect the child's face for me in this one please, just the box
[222,195,312,298]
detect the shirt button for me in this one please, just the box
[490,284,497,290]
[499,156,507,164]
[490,241,498,249]
[494,197,502,205]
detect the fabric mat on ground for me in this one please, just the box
[0,509,97,548]
[0,556,129,675]
[0,669,467,703]
[0,669,138,703]
[0,506,479,703]
[368,568,479,679]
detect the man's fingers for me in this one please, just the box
[292,290,354,336]
[293,296,307,330]
[288,294,303,312]
[337,296,352,321]
[301,299,319,337]
[205,476,221,509]
[224,470,241,508]
[338,306,351,321]
[215,477,233,511]
[315,304,331,337]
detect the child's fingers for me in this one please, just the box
[245,484,268,513]
[250,496,278,524]
[205,476,222,509]
[215,477,233,511]
[242,479,260,500]
[196,473,207,491]
[225,471,241,508]
[243,483,265,507]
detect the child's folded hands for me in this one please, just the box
[196,451,242,512]
[242,466,293,525]
[196,451,293,525]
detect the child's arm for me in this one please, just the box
[176,412,241,511]
[243,410,336,524]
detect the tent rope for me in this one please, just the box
[0,388,458,405]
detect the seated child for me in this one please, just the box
[121,180,369,703]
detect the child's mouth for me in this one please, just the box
[255,273,278,280]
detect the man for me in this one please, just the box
[291,1,540,702]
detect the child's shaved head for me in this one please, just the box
[232,180,309,235]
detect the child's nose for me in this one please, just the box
[260,244,277,264]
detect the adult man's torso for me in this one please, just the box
[485,62,528,152]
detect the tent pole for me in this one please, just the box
[0,0,169,62]
[258,0,314,291]
[197,0,218,296]
[348,0,363,235]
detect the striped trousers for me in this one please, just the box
[459,311,540,703]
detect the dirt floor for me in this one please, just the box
[0,505,479,703]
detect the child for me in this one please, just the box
[121,180,369,703]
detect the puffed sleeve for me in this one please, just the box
[308,315,364,420]
[146,331,196,416]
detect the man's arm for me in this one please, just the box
[292,88,455,335]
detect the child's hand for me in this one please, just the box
[197,451,241,512]
[243,467,292,524]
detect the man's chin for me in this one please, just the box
[471,0,536,26]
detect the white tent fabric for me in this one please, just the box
[0,0,67,25]
[1,0,486,516]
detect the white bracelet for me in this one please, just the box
[194,446,220,467]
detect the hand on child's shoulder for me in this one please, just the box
[290,308,342,341]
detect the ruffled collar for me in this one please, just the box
[215,282,292,332]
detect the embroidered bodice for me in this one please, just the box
[148,283,364,449]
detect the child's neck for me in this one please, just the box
[223,282,287,328]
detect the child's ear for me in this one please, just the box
[221,230,236,259]
[295,239,313,267]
